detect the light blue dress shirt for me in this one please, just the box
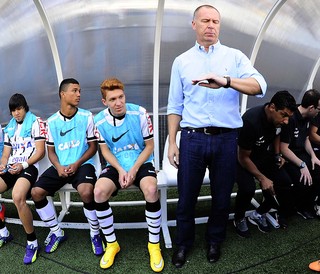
[167,41,267,129]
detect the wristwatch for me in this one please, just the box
[299,161,306,169]
[223,76,231,88]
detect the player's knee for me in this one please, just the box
[31,187,46,202]
[143,183,158,201]
[12,192,26,208]
[94,186,111,203]
[79,188,94,203]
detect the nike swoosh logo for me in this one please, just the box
[112,130,129,142]
[153,258,164,269]
[85,176,93,179]
[60,127,76,136]
[100,255,109,266]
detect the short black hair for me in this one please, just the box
[301,89,320,108]
[59,78,79,98]
[9,93,29,113]
[269,90,297,112]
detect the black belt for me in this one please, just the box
[184,127,235,135]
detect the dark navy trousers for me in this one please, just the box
[175,128,238,248]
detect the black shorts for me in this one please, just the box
[34,164,97,196]
[0,165,38,198]
[99,162,157,196]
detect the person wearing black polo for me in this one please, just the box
[309,114,320,271]
[280,89,320,219]
[309,113,320,217]
[234,91,296,238]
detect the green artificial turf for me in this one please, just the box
[1,188,320,273]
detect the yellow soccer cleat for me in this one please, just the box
[309,260,320,272]
[100,241,120,269]
[148,242,164,272]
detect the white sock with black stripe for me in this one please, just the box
[146,200,161,243]
[96,201,116,243]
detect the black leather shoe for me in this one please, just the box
[172,247,188,268]
[207,243,220,263]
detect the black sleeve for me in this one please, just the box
[280,122,291,144]
[238,119,256,150]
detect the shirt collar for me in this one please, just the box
[195,40,221,53]
[295,106,307,121]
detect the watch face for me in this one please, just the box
[300,162,306,168]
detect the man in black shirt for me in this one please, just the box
[234,91,296,238]
[280,89,320,219]
[309,114,320,274]
[310,114,320,158]
[310,115,320,217]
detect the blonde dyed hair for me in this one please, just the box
[100,78,124,98]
